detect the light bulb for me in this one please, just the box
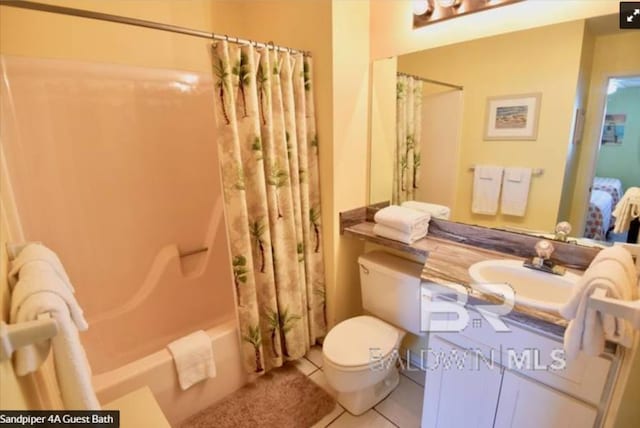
[437,0,461,7]
[412,0,430,15]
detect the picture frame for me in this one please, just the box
[484,93,542,140]
[601,113,626,145]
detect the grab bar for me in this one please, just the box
[180,247,208,258]
[0,313,58,361]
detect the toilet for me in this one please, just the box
[322,251,425,415]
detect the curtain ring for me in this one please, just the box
[224,34,229,42]
[267,41,275,51]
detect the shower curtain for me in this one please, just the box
[393,75,423,204]
[210,41,326,374]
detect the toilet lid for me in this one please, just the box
[323,316,400,367]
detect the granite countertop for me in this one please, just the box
[344,221,580,341]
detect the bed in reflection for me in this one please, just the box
[584,176,624,240]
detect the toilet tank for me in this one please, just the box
[358,251,424,335]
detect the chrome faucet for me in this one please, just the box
[523,239,566,276]
[553,221,572,242]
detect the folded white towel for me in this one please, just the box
[471,166,504,215]
[9,244,88,336]
[613,187,640,235]
[373,223,428,244]
[500,167,532,216]
[591,245,638,299]
[401,201,450,220]
[167,331,216,390]
[560,246,636,360]
[373,205,430,235]
[9,243,75,292]
[9,243,98,409]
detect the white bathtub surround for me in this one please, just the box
[394,74,423,204]
[167,330,216,390]
[560,246,637,360]
[94,320,246,426]
[471,165,504,215]
[210,42,326,375]
[401,200,450,220]
[8,243,99,409]
[500,167,532,216]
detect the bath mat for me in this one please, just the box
[180,363,337,428]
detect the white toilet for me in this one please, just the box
[322,251,425,415]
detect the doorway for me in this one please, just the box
[583,75,640,243]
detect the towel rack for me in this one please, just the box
[0,313,58,361]
[589,290,640,333]
[468,166,544,177]
[180,247,208,258]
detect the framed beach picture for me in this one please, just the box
[484,93,542,140]
[601,113,626,145]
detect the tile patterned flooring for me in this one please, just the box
[296,346,425,428]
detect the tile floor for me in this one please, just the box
[294,346,425,428]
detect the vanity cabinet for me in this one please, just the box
[422,336,502,428]
[494,371,597,428]
[421,295,613,428]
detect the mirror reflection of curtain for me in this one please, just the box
[394,75,423,203]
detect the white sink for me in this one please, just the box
[468,259,581,312]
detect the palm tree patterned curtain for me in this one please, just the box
[393,75,423,204]
[210,41,326,374]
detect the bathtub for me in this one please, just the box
[93,318,247,426]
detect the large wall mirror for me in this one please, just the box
[370,14,640,246]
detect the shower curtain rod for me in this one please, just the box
[398,72,463,91]
[0,0,310,56]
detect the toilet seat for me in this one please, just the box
[323,316,400,368]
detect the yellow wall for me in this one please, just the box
[397,20,586,231]
[370,0,617,59]
[369,57,397,204]
[0,0,217,73]
[330,0,371,323]
[569,31,640,233]
[557,26,595,224]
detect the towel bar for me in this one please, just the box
[468,166,544,176]
[0,313,58,361]
[180,247,208,258]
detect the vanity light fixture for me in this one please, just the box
[414,0,523,28]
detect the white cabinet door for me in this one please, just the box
[494,371,597,428]
[422,336,502,428]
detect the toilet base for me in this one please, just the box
[336,367,400,416]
